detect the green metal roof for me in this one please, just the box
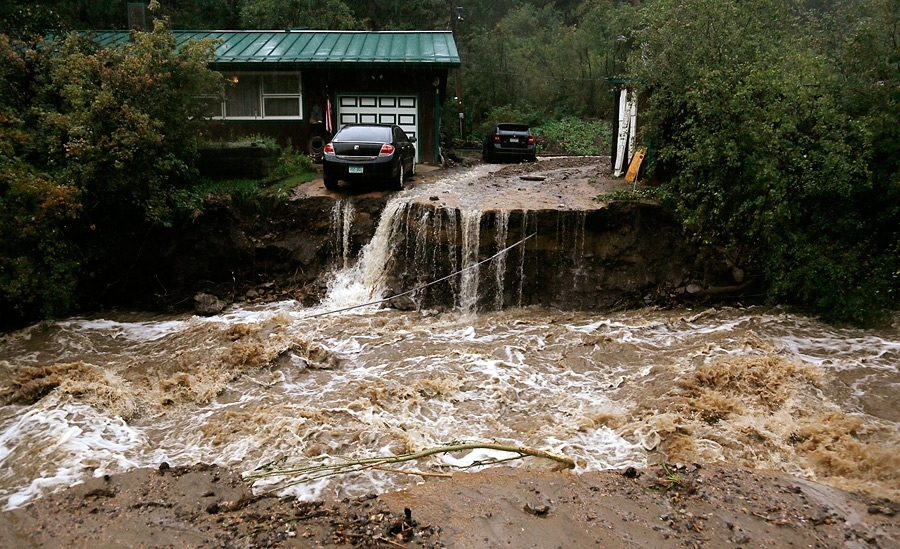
[92,30,460,68]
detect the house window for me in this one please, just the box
[199,96,224,118]
[211,72,303,120]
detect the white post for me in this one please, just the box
[627,91,637,165]
[614,88,629,177]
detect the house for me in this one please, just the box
[94,30,461,165]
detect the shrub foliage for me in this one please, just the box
[630,0,900,325]
[0,21,223,326]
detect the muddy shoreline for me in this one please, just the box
[2,461,897,548]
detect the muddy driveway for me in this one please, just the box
[294,155,636,210]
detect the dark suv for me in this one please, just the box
[482,123,536,163]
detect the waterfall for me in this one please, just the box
[442,207,460,308]
[491,210,510,311]
[457,210,483,313]
[324,195,522,314]
[515,211,532,308]
[567,211,588,289]
[322,197,409,311]
[330,199,356,270]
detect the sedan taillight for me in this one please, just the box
[493,134,501,143]
[527,135,535,145]
[324,143,335,155]
[379,143,395,156]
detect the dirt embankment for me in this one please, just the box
[138,156,752,317]
[1,462,898,548]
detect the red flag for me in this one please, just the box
[325,97,333,133]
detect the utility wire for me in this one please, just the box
[302,232,536,319]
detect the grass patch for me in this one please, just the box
[264,171,317,198]
[596,186,666,203]
[533,118,611,156]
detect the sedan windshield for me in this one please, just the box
[334,126,393,142]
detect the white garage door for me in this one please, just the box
[336,95,419,161]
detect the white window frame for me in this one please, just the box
[208,71,304,120]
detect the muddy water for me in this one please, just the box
[2,304,898,510]
[1,161,899,510]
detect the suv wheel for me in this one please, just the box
[324,176,339,191]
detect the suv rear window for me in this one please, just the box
[497,124,530,132]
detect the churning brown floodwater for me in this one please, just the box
[3,296,899,511]
[1,161,899,510]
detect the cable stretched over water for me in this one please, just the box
[303,232,536,319]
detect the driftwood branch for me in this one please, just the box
[245,442,575,491]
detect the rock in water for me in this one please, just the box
[193,292,227,315]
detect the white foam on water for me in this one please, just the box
[2,304,899,508]
[547,427,647,471]
[0,396,147,510]
[56,318,191,342]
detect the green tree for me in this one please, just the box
[0,19,223,327]
[561,0,638,116]
[158,0,240,29]
[237,0,360,29]
[343,0,447,30]
[457,1,637,127]
[630,0,899,324]
[460,4,566,126]
[44,24,222,226]
[0,1,130,37]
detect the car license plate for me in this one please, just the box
[509,137,520,143]
[349,165,364,174]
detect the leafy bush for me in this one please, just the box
[0,161,82,320]
[45,26,223,227]
[0,20,223,327]
[274,145,315,179]
[631,0,900,325]
[533,118,610,156]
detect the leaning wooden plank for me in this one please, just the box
[625,147,646,183]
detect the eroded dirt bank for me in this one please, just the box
[130,156,750,316]
[2,462,897,548]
